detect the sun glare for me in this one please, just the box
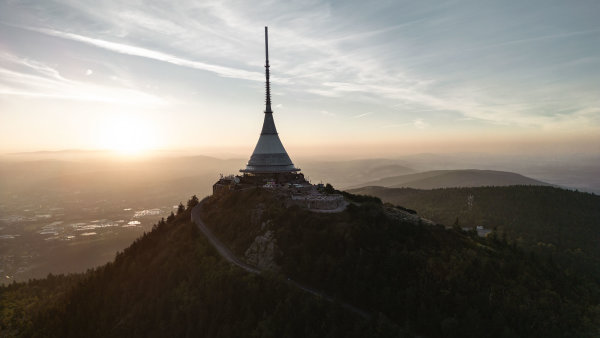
[98,115,156,155]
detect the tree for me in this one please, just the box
[452,217,460,230]
[167,212,175,223]
[187,195,199,210]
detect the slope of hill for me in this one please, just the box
[0,203,371,337]
[201,189,599,337]
[349,185,600,277]
[2,190,600,337]
[353,169,549,189]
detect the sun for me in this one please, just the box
[98,114,157,155]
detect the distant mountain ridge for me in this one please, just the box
[353,169,550,189]
[300,158,414,188]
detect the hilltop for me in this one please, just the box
[351,169,549,189]
[2,189,599,337]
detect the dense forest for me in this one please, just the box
[1,201,372,337]
[2,188,599,337]
[349,185,600,278]
[202,188,600,337]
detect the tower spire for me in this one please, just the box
[240,27,299,174]
[264,26,272,113]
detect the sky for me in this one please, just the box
[0,0,599,158]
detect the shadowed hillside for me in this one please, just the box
[0,202,372,337]
[2,190,599,337]
[201,189,600,337]
[349,185,600,278]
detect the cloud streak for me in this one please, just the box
[351,112,373,119]
[30,27,264,82]
[0,53,163,104]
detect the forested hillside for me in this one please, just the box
[0,202,371,337]
[349,185,600,277]
[202,189,600,337]
[2,190,599,337]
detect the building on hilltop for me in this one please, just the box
[211,27,348,215]
[213,174,239,196]
[239,27,305,185]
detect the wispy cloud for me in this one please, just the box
[380,122,412,129]
[413,119,427,129]
[0,53,162,104]
[379,119,429,130]
[351,112,373,119]
[463,28,600,54]
[29,27,264,82]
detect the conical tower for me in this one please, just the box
[240,27,300,174]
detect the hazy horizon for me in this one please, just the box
[2,141,600,160]
[2,148,598,194]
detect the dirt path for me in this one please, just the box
[191,200,369,319]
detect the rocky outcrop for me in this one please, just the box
[250,204,265,227]
[384,206,436,226]
[244,230,279,271]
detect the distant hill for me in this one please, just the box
[353,169,550,189]
[299,158,414,188]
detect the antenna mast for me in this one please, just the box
[264,26,272,113]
